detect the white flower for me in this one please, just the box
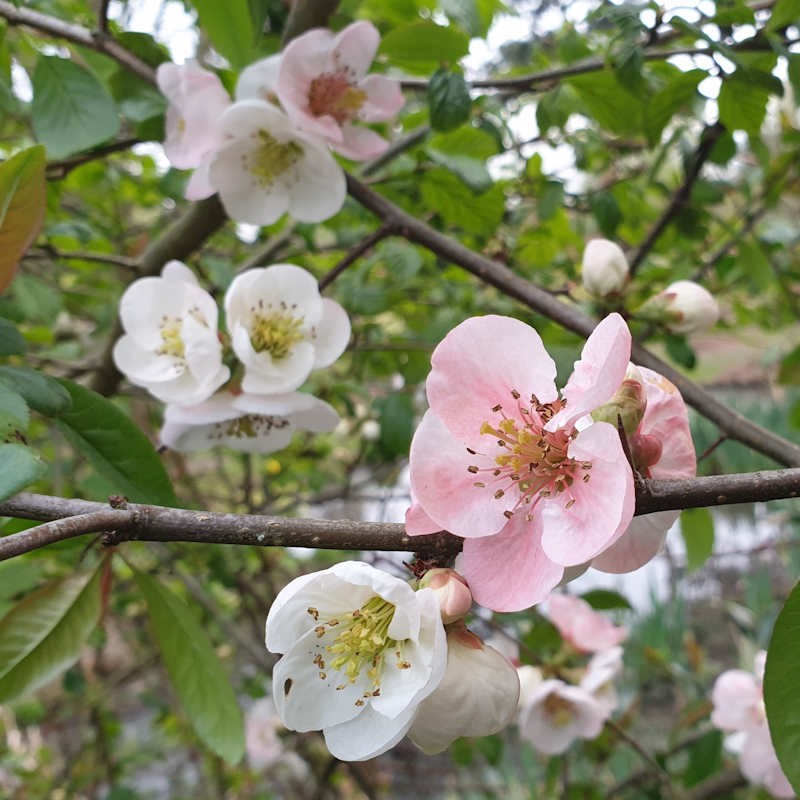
[236,55,282,104]
[208,99,346,225]
[245,697,284,770]
[266,561,447,761]
[580,646,624,716]
[661,280,720,333]
[581,239,629,297]
[112,261,229,405]
[160,390,339,452]
[408,623,519,754]
[225,264,350,394]
[518,676,606,755]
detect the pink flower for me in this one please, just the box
[407,313,635,612]
[546,594,628,653]
[156,61,231,199]
[593,366,696,574]
[276,21,404,160]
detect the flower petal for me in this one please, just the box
[592,510,677,573]
[359,74,405,121]
[312,299,351,368]
[323,701,418,761]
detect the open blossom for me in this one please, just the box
[580,646,624,716]
[518,673,606,755]
[277,21,404,160]
[711,652,793,799]
[407,313,635,612]
[266,561,447,761]
[160,390,339,452]
[593,366,696,574]
[546,594,628,653]
[408,623,519,754]
[581,239,629,298]
[225,264,350,394]
[207,100,346,225]
[112,261,229,405]
[244,697,307,779]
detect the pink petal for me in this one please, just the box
[456,514,564,612]
[592,511,677,573]
[549,313,631,430]
[409,410,510,538]
[331,21,381,79]
[335,124,390,160]
[426,315,558,444]
[359,74,405,121]
[540,421,635,566]
[405,502,443,536]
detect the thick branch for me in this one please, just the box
[345,173,800,468]
[0,1,155,85]
[1,470,799,561]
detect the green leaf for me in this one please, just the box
[590,192,622,237]
[379,21,469,74]
[569,71,642,137]
[580,589,632,611]
[0,443,46,501]
[189,0,255,68]
[0,382,28,437]
[0,146,46,295]
[428,125,499,161]
[133,569,245,764]
[374,393,414,458]
[11,273,62,323]
[665,333,697,370]
[426,150,491,192]
[767,0,800,30]
[764,579,800,793]
[718,73,771,135]
[0,569,101,703]
[420,167,505,237]
[0,367,71,416]
[31,56,120,160]
[680,507,714,571]
[644,70,703,146]
[683,729,722,787]
[55,379,177,506]
[0,317,25,356]
[778,344,800,385]
[427,68,472,132]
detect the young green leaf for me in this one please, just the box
[427,68,472,132]
[379,21,469,74]
[0,443,46,501]
[0,366,71,416]
[133,569,245,764]
[0,568,102,703]
[0,145,46,295]
[764,579,800,793]
[680,507,714,571]
[189,0,256,68]
[55,379,177,506]
[31,56,120,159]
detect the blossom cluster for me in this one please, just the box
[113,260,349,452]
[157,21,403,226]
[711,652,793,798]
[581,238,720,334]
[405,313,696,612]
[517,594,627,755]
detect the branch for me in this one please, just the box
[2,468,800,561]
[281,0,340,45]
[628,123,726,276]
[46,137,142,180]
[684,768,746,800]
[318,226,392,290]
[0,1,155,85]
[344,173,800,468]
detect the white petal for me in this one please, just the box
[323,701,418,761]
[312,298,351,367]
[287,139,347,223]
[236,55,282,102]
[113,336,184,384]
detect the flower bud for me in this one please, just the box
[591,363,647,438]
[408,623,520,754]
[581,239,629,298]
[419,568,473,624]
[639,280,719,334]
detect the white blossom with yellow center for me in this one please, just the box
[112,261,229,405]
[225,263,350,395]
[266,561,447,761]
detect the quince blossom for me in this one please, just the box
[407,313,635,612]
[207,100,346,225]
[159,390,339,452]
[711,651,793,799]
[581,239,629,298]
[408,623,519,754]
[580,646,624,716]
[277,21,404,160]
[225,264,350,394]
[266,561,447,761]
[112,261,229,405]
[546,594,628,653]
[592,366,696,574]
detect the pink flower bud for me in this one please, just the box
[419,568,473,623]
[592,363,647,437]
[581,239,629,297]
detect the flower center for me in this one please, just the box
[308,71,366,123]
[250,309,305,360]
[466,390,592,520]
[542,692,577,727]
[212,414,290,440]
[306,595,412,700]
[248,131,303,187]
[157,317,185,359]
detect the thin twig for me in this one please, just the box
[698,435,728,464]
[97,0,112,35]
[318,226,393,291]
[46,138,142,180]
[30,245,139,271]
[604,719,677,797]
